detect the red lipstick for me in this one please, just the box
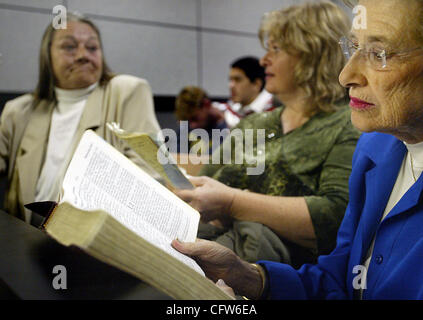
[350,97,375,110]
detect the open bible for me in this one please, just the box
[39,130,232,300]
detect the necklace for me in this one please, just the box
[410,152,417,182]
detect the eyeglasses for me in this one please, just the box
[266,44,282,54]
[339,36,423,71]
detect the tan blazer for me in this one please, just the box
[0,74,162,223]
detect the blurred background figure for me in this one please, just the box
[0,12,161,226]
[216,56,275,128]
[174,85,228,155]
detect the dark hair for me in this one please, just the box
[230,56,265,91]
[33,12,114,104]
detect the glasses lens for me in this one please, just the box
[339,37,388,70]
[368,50,388,70]
[339,37,354,60]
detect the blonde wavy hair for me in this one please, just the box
[259,1,351,113]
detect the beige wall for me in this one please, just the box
[0,0,351,97]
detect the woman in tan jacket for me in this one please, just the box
[0,12,161,225]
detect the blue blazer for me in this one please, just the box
[260,132,423,299]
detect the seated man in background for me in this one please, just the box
[174,86,228,156]
[216,56,274,128]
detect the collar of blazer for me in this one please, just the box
[16,85,104,222]
[347,133,423,278]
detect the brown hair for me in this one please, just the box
[175,86,208,121]
[259,1,351,113]
[33,12,114,103]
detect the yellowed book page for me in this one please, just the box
[121,133,170,181]
[92,214,233,300]
[107,122,193,189]
[61,130,202,274]
[45,204,232,299]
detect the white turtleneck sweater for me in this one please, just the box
[34,82,98,203]
[360,140,423,297]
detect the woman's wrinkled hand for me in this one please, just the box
[171,238,240,283]
[171,238,263,299]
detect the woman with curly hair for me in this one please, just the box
[176,1,360,268]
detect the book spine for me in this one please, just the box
[41,203,59,230]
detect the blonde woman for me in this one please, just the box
[175,1,360,268]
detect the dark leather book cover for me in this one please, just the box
[24,201,58,229]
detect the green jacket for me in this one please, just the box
[200,105,360,267]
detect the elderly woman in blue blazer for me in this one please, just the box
[172,0,423,300]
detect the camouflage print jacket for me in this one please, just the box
[199,105,361,267]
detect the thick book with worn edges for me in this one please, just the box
[28,130,231,300]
